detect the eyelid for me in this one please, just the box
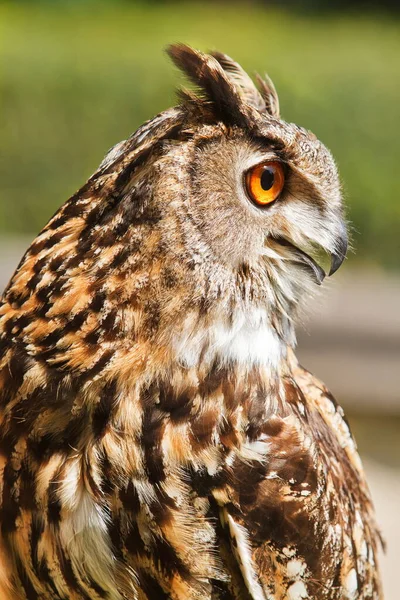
[243,152,281,171]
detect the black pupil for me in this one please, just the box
[260,166,275,191]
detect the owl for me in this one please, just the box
[0,45,382,600]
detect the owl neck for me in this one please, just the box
[168,303,295,375]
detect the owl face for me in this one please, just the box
[178,123,346,280]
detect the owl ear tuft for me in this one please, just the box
[210,51,268,113]
[255,73,280,118]
[166,44,250,126]
[211,51,280,118]
[167,44,280,122]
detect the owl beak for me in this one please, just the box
[329,227,348,276]
[272,237,326,285]
[272,225,348,285]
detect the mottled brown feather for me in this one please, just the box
[0,44,381,600]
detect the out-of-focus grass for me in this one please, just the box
[347,412,400,469]
[0,3,399,268]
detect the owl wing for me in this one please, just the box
[211,351,383,599]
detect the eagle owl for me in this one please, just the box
[0,45,382,600]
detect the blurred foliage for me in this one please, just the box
[0,2,399,268]
[348,412,400,468]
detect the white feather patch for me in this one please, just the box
[58,461,124,600]
[287,581,309,600]
[172,307,284,371]
[226,514,267,600]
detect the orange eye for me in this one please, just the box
[245,161,285,206]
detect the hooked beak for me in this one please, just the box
[328,227,348,276]
[272,227,348,285]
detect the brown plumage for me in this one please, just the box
[0,45,382,599]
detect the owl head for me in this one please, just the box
[97,44,347,363]
[3,45,348,375]
[163,45,347,277]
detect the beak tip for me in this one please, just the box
[329,229,348,276]
[329,250,346,276]
[329,261,340,277]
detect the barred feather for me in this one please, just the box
[0,44,381,600]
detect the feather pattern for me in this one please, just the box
[0,44,381,599]
[255,73,280,118]
[210,51,267,113]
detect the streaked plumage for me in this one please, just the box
[0,45,382,599]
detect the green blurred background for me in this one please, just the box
[0,0,399,268]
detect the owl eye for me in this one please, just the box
[245,161,285,206]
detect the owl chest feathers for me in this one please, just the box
[42,345,379,600]
[170,305,288,371]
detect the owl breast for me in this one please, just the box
[74,355,379,600]
[170,306,286,371]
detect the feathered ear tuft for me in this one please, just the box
[166,43,249,126]
[255,73,280,118]
[167,44,281,121]
[210,51,267,113]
